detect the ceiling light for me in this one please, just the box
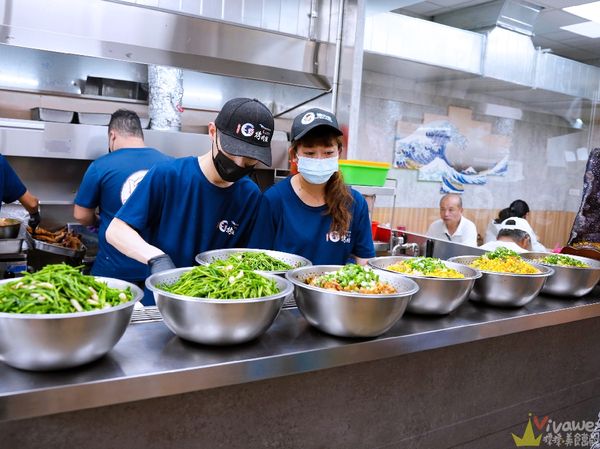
[561,21,600,38]
[563,1,600,23]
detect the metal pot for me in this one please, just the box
[0,218,21,239]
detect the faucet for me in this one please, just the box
[390,234,404,256]
[401,242,420,257]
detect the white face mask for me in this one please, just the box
[297,155,339,185]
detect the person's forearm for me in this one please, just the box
[73,205,98,226]
[354,256,369,266]
[18,191,39,215]
[106,218,165,264]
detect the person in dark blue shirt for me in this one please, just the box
[74,109,172,289]
[248,108,375,265]
[105,98,274,278]
[0,155,40,229]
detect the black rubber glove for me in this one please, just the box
[28,211,41,231]
[148,254,176,274]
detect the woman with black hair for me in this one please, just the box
[484,199,546,251]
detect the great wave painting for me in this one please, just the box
[394,106,511,193]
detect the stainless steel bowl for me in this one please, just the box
[0,277,142,371]
[522,252,600,297]
[368,256,481,315]
[195,248,311,276]
[449,256,554,307]
[285,265,419,338]
[146,267,293,345]
[0,218,21,239]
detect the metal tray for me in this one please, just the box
[0,238,23,254]
[76,112,111,126]
[31,107,74,123]
[25,232,86,257]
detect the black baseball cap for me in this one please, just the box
[215,98,274,166]
[290,108,343,142]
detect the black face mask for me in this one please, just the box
[212,141,255,182]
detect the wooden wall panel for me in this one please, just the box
[373,207,576,249]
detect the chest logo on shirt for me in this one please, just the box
[326,231,351,244]
[120,170,149,204]
[218,220,239,236]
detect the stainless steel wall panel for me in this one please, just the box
[483,27,535,87]
[364,13,483,75]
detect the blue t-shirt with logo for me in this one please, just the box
[247,176,375,265]
[0,155,26,209]
[115,156,261,268]
[74,148,173,281]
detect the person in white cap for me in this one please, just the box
[479,218,533,253]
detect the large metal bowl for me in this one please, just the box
[195,248,311,276]
[368,256,481,315]
[0,218,21,239]
[522,252,600,297]
[146,267,293,345]
[0,277,142,371]
[285,265,419,338]
[449,256,554,307]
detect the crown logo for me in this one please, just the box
[512,414,542,447]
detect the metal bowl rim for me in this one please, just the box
[146,267,294,303]
[285,264,420,299]
[521,252,600,271]
[0,218,21,226]
[368,256,482,281]
[0,276,143,319]
[194,247,312,274]
[448,256,555,277]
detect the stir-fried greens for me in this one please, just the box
[220,251,296,271]
[0,264,133,314]
[387,257,465,278]
[537,254,589,268]
[306,264,397,294]
[469,247,540,274]
[159,260,280,299]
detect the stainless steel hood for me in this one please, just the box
[0,0,334,90]
[363,5,600,107]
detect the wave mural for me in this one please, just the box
[394,108,512,193]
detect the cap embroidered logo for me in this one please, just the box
[240,123,255,137]
[301,112,315,124]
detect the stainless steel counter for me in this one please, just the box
[2,290,600,422]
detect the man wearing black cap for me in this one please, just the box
[106,98,273,283]
[247,107,375,265]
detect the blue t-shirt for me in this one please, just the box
[115,156,261,268]
[247,176,375,265]
[0,155,26,209]
[74,148,172,281]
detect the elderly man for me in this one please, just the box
[426,193,478,246]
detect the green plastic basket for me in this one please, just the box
[339,160,390,186]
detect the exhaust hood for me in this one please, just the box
[0,0,334,91]
[364,2,600,107]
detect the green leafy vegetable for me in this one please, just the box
[539,254,588,268]
[159,260,279,299]
[0,264,133,314]
[484,247,521,260]
[221,252,295,271]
